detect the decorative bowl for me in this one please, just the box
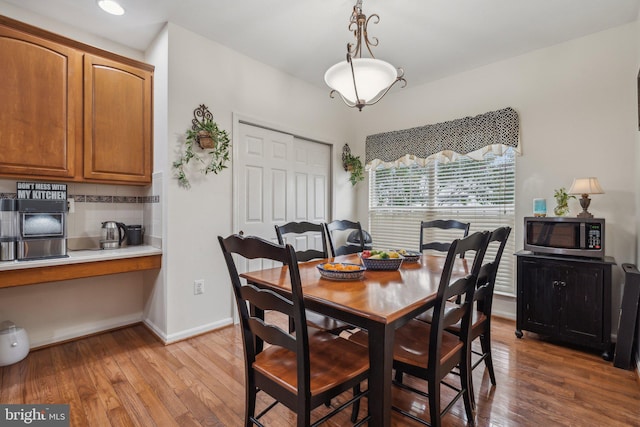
[396,250,421,263]
[316,263,365,281]
[360,256,404,271]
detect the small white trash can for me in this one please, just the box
[0,320,30,366]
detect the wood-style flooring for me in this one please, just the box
[1,316,639,426]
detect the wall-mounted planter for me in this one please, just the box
[172,104,230,188]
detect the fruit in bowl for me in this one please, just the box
[395,249,421,263]
[360,250,404,271]
[317,263,365,280]
[361,250,401,260]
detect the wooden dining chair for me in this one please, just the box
[275,221,328,262]
[275,221,352,335]
[324,220,364,257]
[419,219,470,256]
[385,231,489,427]
[218,234,370,427]
[445,226,511,402]
[414,227,511,410]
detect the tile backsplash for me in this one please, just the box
[0,178,162,246]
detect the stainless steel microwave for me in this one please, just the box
[523,216,604,259]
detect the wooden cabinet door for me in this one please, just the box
[519,258,559,335]
[0,25,82,178]
[558,264,603,344]
[84,54,152,184]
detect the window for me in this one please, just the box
[369,147,516,295]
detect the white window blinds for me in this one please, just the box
[369,147,516,295]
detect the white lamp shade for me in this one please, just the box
[568,177,604,195]
[324,58,398,103]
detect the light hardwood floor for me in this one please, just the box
[1,317,639,426]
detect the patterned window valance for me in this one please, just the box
[365,107,520,168]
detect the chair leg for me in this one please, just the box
[297,400,311,427]
[460,356,476,426]
[428,377,441,427]
[246,384,257,427]
[480,332,496,386]
[351,384,361,423]
[467,342,477,411]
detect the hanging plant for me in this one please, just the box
[343,152,364,186]
[553,187,575,216]
[173,105,230,188]
[341,143,364,186]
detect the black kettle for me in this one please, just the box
[100,221,127,249]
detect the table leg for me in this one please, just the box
[367,322,394,427]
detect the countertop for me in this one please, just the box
[0,245,163,272]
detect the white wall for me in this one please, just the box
[157,23,355,340]
[351,22,639,321]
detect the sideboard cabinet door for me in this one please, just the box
[0,24,82,178]
[83,54,152,184]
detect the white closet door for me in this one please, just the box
[235,123,331,270]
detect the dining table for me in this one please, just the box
[240,252,470,427]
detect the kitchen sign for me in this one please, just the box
[16,181,67,200]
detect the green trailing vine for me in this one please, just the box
[343,152,364,186]
[173,105,230,188]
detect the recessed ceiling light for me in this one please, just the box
[97,0,125,16]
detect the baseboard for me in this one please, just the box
[148,317,234,345]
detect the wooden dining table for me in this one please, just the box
[240,253,470,427]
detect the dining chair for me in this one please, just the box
[324,220,364,257]
[275,221,328,262]
[357,231,489,427]
[218,234,370,427]
[419,219,470,256]
[446,226,512,402]
[275,221,352,335]
[414,226,511,410]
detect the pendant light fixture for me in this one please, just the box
[325,0,406,111]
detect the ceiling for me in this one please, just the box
[4,0,640,89]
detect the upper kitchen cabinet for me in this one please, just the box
[0,16,154,185]
[0,24,82,179]
[84,54,152,184]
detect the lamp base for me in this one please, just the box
[576,211,594,219]
[576,194,593,218]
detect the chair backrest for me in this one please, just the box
[218,234,312,392]
[275,221,328,262]
[324,220,364,257]
[419,219,471,254]
[474,226,512,317]
[429,231,490,369]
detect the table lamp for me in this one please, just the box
[568,177,604,218]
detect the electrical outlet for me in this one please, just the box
[194,279,205,295]
[67,198,75,214]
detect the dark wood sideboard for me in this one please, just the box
[515,251,615,360]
